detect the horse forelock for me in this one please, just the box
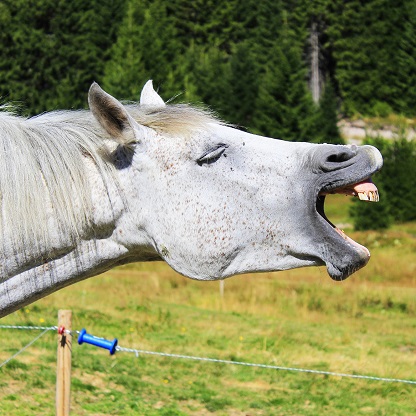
[126,103,223,136]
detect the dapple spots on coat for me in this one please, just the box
[0,80,382,316]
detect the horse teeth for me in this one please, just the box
[369,191,379,202]
[357,190,379,202]
[358,192,369,201]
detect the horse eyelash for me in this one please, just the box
[197,144,229,166]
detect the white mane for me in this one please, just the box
[0,103,220,260]
[127,103,221,137]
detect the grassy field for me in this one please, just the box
[0,195,415,415]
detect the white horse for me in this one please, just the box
[0,81,382,317]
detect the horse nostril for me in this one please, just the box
[326,151,353,163]
[321,147,357,172]
[327,154,339,163]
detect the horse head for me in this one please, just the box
[89,81,383,282]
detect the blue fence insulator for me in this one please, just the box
[78,328,118,355]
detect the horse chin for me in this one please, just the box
[325,257,369,281]
[316,229,371,281]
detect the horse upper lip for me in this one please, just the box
[316,144,383,196]
[318,177,379,202]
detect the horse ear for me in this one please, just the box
[140,80,165,108]
[88,82,137,146]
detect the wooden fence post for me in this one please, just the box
[56,310,72,416]
[219,280,225,298]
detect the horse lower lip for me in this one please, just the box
[334,227,370,257]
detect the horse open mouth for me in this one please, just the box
[317,177,379,230]
[316,177,379,278]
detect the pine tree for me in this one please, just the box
[102,0,148,100]
[0,0,59,113]
[253,36,317,141]
[222,41,259,128]
[192,47,231,116]
[312,82,343,144]
[381,138,416,223]
[350,136,416,230]
[395,0,416,115]
[103,0,181,101]
[51,0,127,109]
[288,0,335,103]
[163,0,242,54]
[328,0,407,116]
[231,0,284,63]
[0,0,125,113]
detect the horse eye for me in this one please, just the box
[197,144,228,166]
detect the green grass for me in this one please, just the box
[1,197,415,415]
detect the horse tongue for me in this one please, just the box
[352,179,379,202]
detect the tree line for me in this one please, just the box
[350,137,416,230]
[0,0,415,228]
[2,1,416,128]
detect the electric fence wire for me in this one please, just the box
[0,328,51,369]
[1,324,415,385]
[115,346,416,385]
[0,325,77,369]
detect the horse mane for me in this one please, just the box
[126,103,221,137]
[0,102,220,265]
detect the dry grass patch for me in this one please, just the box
[1,219,415,415]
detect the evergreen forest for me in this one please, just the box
[0,0,415,228]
